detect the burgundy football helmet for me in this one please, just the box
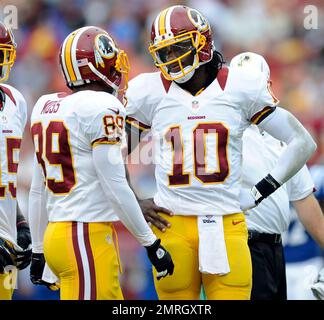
[0,22,16,82]
[59,26,130,95]
[149,5,214,83]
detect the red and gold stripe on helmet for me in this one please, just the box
[60,27,91,84]
[153,6,181,40]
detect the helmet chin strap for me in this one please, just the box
[88,62,119,96]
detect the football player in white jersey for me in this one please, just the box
[28,26,174,300]
[125,5,316,300]
[0,22,32,300]
[0,22,31,300]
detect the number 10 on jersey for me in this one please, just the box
[165,122,230,186]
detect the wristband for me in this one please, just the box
[252,174,281,204]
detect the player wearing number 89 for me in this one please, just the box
[29,26,174,300]
[125,5,317,299]
[0,22,32,300]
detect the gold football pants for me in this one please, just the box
[152,212,252,300]
[44,221,123,300]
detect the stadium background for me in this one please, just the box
[0,0,323,299]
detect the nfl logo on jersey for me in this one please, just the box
[192,100,200,112]
[192,100,199,109]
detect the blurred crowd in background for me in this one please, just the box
[0,0,323,299]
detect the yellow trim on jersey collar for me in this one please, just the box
[181,86,205,97]
[194,87,205,96]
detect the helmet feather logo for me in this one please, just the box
[94,34,117,68]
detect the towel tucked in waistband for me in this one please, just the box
[198,215,230,275]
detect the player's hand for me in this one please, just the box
[311,268,324,300]
[239,188,257,212]
[139,198,173,232]
[16,222,32,270]
[30,253,59,290]
[0,238,16,273]
[145,239,174,280]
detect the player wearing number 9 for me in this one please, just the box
[125,5,316,299]
[0,22,32,300]
[28,26,174,300]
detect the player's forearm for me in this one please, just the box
[293,194,324,248]
[125,164,140,201]
[28,189,47,253]
[17,205,27,226]
[259,107,317,184]
[28,158,48,253]
[93,144,156,247]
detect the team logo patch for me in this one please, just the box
[94,34,118,68]
[187,8,209,32]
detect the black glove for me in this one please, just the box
[30,253,59,290]
[17,222,31,250]
[16,222,32,270]
[0,238,16,273]
[145,239,174,280]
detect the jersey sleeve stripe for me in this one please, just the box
[126,117,151,131]
[91,137,121,148]
[251,106,276,125]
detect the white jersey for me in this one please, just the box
[126,67,278,216]
[0,84,27,245]
[243,126,314,233]
[30,90,125,222]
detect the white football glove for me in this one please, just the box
[311,268,324,300]
[239,188,257,212]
